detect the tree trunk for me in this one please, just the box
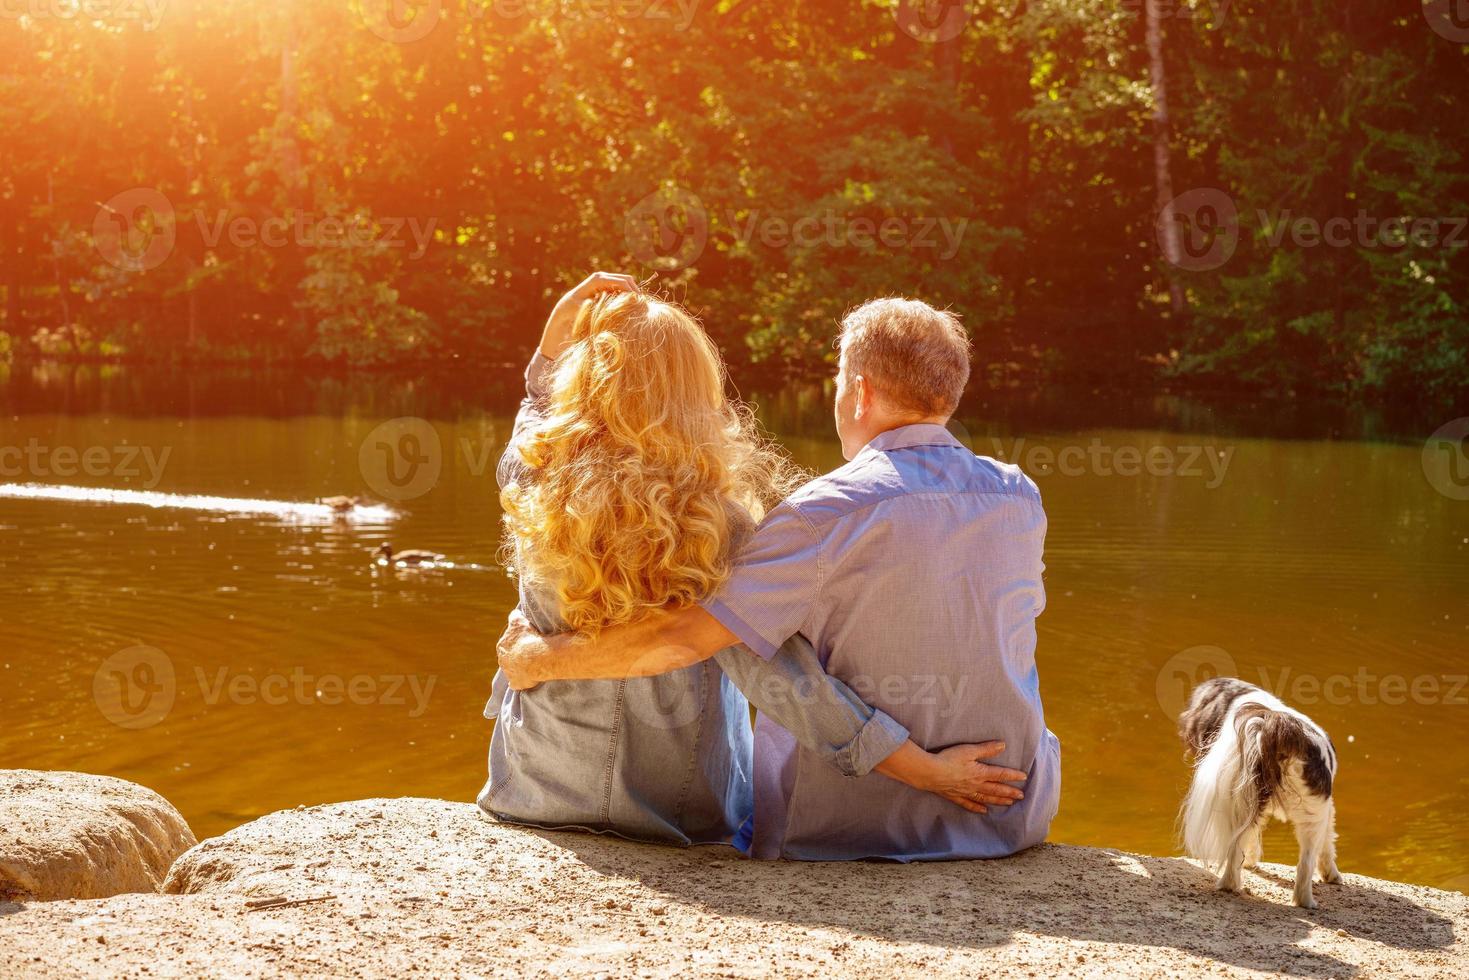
[279,8,308,347]
[933,26,960,159]
[1,197,19,335]
[182,85,201,352]
[187,274,199,349]
[46,173,78,352]
[1145,0,1187,315]
[279,10,304,206]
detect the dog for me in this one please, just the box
[1178,677,1342,908]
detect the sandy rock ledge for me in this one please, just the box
[1,793,1465,978]
[0,770,196,902]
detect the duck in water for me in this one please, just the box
[374,543,445,567]
[318,495,362,515]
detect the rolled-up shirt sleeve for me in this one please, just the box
[714,635,908,777]
[701,502,822,659]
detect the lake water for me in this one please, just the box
[2,361,1465,892]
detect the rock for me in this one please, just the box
[2,794,1467,978]
[0,770,196,902]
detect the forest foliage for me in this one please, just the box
[1,0,1466,397]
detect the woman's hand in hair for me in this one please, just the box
[539,271,641,359]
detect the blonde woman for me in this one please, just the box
[478,273,1018,848]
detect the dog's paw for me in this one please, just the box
[1323,869,1343,884]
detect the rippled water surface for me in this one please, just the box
[2,362,1465,892]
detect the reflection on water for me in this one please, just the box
[0,483,398,524]
[1,362,1466,892]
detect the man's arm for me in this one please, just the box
[713,638,1026,810]
[499,607,910,774]
[496,604,732,689]
[495,609,1027,813]
[714,634,910,780]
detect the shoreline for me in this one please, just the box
[7,349,1465,407]
[3,772,1464,977]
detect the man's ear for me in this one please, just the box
[852,374,870,421]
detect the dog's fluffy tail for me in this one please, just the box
[1181,708,1267,869]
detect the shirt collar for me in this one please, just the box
[864,422,964,453]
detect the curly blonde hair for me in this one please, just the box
[500,292,804,636]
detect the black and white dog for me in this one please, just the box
[1178,677,1342,908]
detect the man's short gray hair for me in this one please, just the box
[837,298,971,417]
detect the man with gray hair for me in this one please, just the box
[498,297,1060,860]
